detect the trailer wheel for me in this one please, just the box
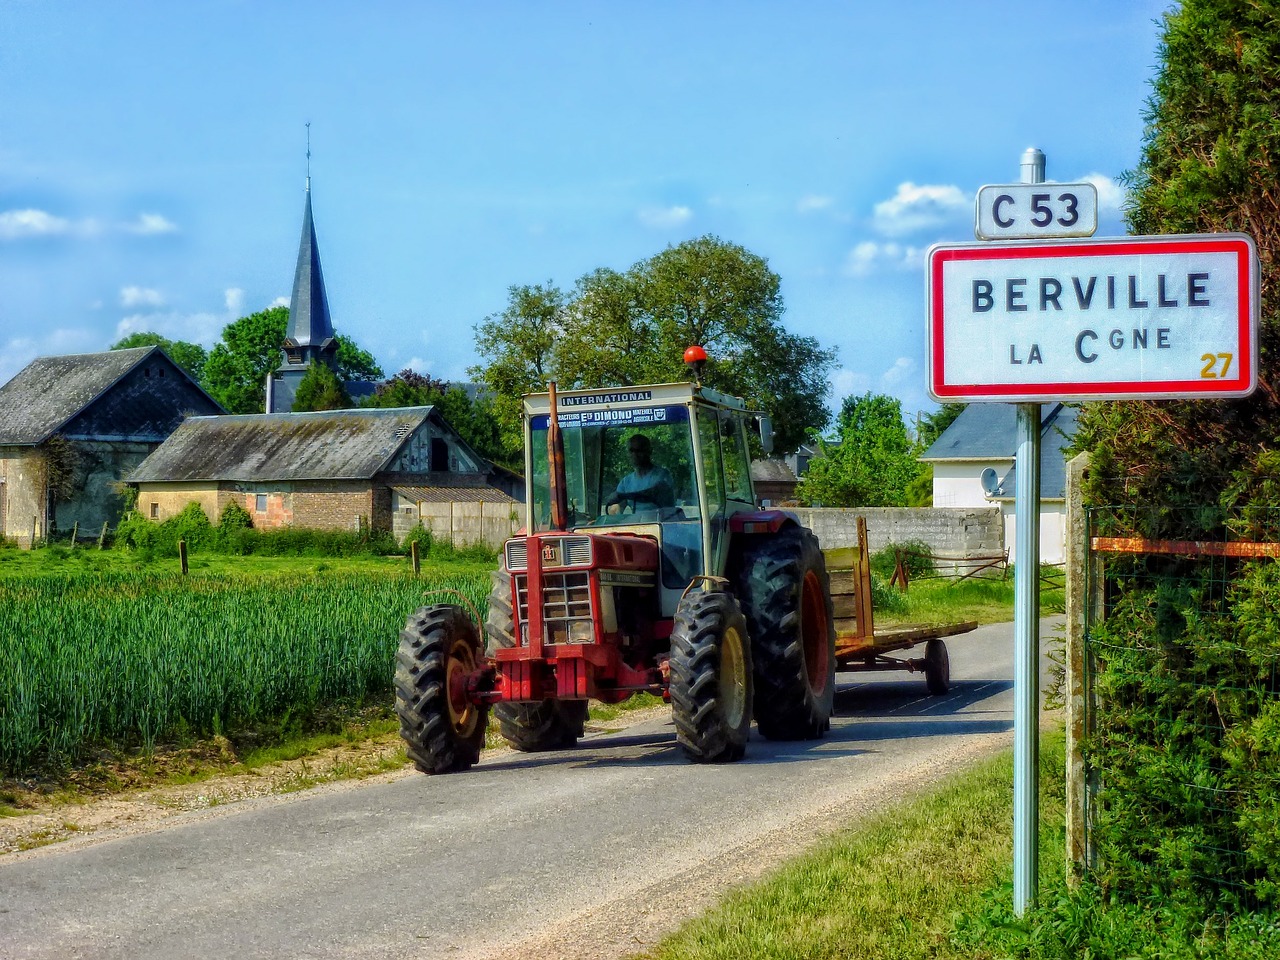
[924,638,951,695]
[669,589,753,763]
[733,526,836,740]
[485,570,589,751]
[395,604,488,774]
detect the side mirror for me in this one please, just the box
[756,416,774,455]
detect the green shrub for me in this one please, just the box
[218,500,253,532]
[870,540,934,581]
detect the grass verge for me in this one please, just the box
[639,726,1278,960]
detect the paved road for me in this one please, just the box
[0,618,1060,960]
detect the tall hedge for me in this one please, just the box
[1076,0,1280,911]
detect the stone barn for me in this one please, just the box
[0,347,223,546]
[129,406,519,547]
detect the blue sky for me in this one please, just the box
[0,1,1172,421]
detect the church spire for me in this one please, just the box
[283,124,334,354]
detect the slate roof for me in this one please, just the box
[919,402,1080,501]
[751,459,798,482]
[392,484,516,504]
[0,347,210,445]
[129,407,437,483]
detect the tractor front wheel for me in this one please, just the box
[669,589,753,763]
[395,604,488,774]
[485,570,589,751]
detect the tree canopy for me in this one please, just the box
[471,236,835,456]
[292,361,352,411]
[110,332,208,383]
[795,393,926,507]
[1078,0,1280,531]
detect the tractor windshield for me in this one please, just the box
[530,405,697,526]
[529,404,702,586]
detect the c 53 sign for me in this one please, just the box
[927,234,1259,402]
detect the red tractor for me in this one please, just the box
[394,367,836,772]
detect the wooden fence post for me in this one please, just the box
[1065,451,1095,883]
[178,538,188,576]
[411,538,421,576]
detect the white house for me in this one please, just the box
[919,403,1079,565]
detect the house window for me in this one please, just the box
[150,502,159,519]
[255,494,267,512]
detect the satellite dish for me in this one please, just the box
[980,467,1002,497]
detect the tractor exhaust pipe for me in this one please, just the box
[546,380,570,531]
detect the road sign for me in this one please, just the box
[927,233,1259,402]
[975,182,1098,239]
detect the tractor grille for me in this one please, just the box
[505,535,592,572]
[514,571,594,644]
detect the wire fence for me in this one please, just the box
[1083,506,1280,911]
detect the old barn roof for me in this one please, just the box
[129,407,437,483]
[0,347,199,445]
[392,483,515,504]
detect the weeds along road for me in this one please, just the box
[0,618,1061,960]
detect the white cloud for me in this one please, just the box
[0,328,99,385]
[830,367,870,400]
[638,205,693,229]
[121,213,178,235]
[842,241,923,276]
[879,356,917,388]
[0,209,72,240]
[872,182,969,237]
[120,286,166,309]
[797,194,834,214]
[1,208,179,240]
[224,288,245,315]
[1078,172,1128,217]
[269,296,290,309]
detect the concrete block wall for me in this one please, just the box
[788,506,1005,560]
[403,501,520,550]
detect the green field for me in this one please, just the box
[0,563,491,773]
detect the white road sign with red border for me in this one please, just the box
[927,234,1259,402]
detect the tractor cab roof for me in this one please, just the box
[523,382,750,418]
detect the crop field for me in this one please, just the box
[0,569,491,774]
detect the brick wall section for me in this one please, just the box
[788,506,1004,558]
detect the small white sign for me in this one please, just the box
[928,234,1259,402]
[975,182,1098,240]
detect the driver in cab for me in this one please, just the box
[605,434,676,513]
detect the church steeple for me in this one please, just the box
[283,182,336,354]
[267,130,341,413]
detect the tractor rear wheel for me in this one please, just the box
[733,526,837,740]
[395,604,488,774]
[669,589,753,763]
[485,570,589,751]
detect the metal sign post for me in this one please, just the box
[1011,147,1043,916]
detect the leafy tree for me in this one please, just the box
[111,332,208,382]
[795,393,922,507]
[363,368,448,407]
[471,283,567,453]
[335,334,383,382]
[292,361,352,411]
[471,237,834,455]
[201,306,289,414]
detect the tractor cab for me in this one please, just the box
[523,382,767,616]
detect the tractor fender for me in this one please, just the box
[728,509,801,535]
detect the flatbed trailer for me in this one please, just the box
[824,516,977,695]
